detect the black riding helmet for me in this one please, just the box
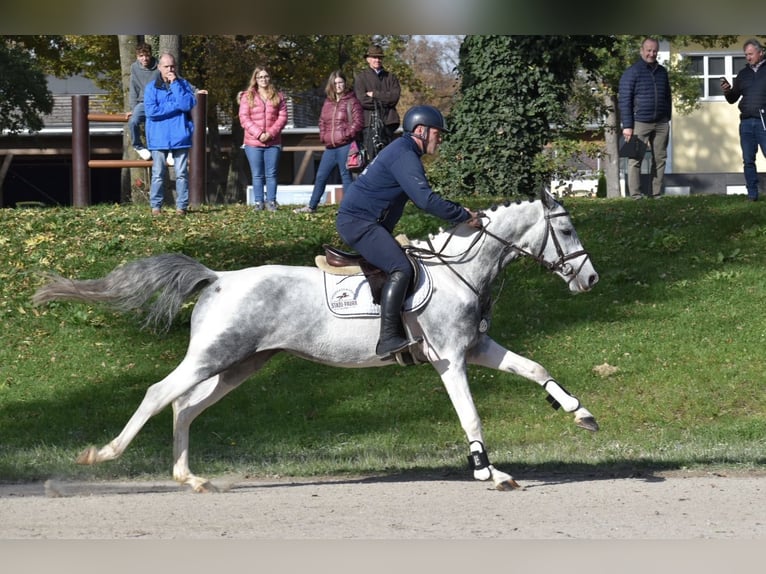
[402,105,450,134]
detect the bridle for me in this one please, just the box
[482,206,593,284]
[408,202,593,296]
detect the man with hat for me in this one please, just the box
[354,43,402,160]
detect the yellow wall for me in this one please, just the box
[671,101,758,173]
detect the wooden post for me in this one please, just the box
[190,92,206,207]
[71,95,90,207]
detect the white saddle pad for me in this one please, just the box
[323,262,432,317]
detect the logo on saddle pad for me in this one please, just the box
[324,263,432,318]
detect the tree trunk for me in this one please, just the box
[226,97,247,203]
[159,36,181,68]
[118,35,143,204]
[604,94,623,198]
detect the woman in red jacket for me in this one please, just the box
[239,66,288,211]
[294,70,364,214]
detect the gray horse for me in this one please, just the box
[33,191,599,492]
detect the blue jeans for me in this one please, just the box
[307,144,353,209]
[150,149,189,210]
[244,145,281,204]
[739,117,766,199]
[128,103,146,148]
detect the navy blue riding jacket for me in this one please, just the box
[336,134,469,276]
[619,58,672,129]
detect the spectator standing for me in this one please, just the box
[239,66,288,211]
[127,42,159,161]
[144,53,201,215]
[293,70,363,214]
[722,38,766,202]
[619,37,672,199]
[354,44,401,161]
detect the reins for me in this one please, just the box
[405,202,593,295]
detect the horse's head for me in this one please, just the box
[534,189,599,293]
[478,191,598,293]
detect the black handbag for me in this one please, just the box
[619,137,648,160]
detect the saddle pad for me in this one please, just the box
[324,262,432,317]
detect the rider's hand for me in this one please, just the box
[465,209,484,229]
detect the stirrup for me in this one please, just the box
[377,336,423,361]
[375,337,412,357]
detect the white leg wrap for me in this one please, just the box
[543,379,580,413]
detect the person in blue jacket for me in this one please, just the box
[144,52,202,215]
[336,105,482,357]
[619,37,672,199]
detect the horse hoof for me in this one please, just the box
[576,416,599,432]
[189,479,219,493]
[75,446,98,465]
[495,478,522,491]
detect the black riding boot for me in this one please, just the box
[375,270,412,357]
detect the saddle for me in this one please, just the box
[315,234,418,304]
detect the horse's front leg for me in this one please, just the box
[432,356,520,491]
[467,335,598,431]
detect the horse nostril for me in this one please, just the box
[589,273,599,287]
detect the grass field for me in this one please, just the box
[0,195,764,483]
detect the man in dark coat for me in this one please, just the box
[722,38,766,202]
[619,37,672,199]
[353,44,401,160]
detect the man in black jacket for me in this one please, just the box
[722,38,766,202]
[619,37,672,199]
[353,44,401,160]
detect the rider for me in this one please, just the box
[336,105,483,357]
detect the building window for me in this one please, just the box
[686,54,747,100]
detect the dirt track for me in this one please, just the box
[1,469,763,539]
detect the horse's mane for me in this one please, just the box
[408,195,539,249]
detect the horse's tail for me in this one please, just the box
[32,253,220,332]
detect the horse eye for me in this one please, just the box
[561,228,573,237]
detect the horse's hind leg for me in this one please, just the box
[171,351,279,493]
[76,359,207,466]
[467,335,598,431]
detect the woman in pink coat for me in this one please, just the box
[293,70,364,214]
[239,66,288,211]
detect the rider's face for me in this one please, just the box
[424,127,443,154]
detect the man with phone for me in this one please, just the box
[722,38,766,202]
[619,37,672,199]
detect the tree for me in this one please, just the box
[430,35,593,197]
[0,39,53,134]
[399,35,462,114]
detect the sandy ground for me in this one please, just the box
[0,469,763,540]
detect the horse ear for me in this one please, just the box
[541,186,555,208]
